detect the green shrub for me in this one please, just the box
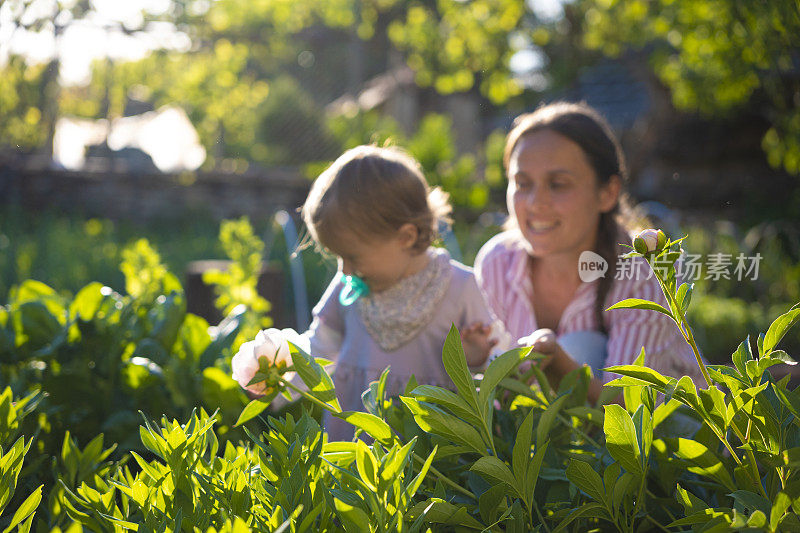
[0,228,267,528]
[4,232,800,532]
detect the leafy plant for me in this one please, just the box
[1,237,246,527]
[5,231,800,531]
[607,232,800,531]
[203,217,273,347]
[0,387,43,533]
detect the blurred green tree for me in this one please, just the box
[54,0,558,169]
[0,56,48,151]
[579,0,800,174]
[63,42,271,169]
[0,0,167,157]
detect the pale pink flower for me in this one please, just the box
[231,328,292,395]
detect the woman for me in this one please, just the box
[475,102,704,403]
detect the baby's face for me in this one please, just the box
[330,230,418,293]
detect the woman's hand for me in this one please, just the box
[518,328,579,386]
[517,328,565,372]
[518,328,608,404]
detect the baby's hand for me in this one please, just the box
[461,322,498,367]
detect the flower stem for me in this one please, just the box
[729,423,768,498]
[646,254,765,498]
[680,320,713,388]
[650,267,712,388]
[280,378,339,414]
[411,453,476,500]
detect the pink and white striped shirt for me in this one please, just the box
[474,231,705,385]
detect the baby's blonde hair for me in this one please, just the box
[301,145,452,255]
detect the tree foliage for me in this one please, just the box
[580,0,800,174]
[0,56,48,151]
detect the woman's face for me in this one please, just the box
[507,129,619,261]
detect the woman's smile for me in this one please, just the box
[526,220,560,234]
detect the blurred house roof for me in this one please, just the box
[326,65,417,115]
[561,60,651,132]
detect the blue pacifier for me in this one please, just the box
[338,273,370,306]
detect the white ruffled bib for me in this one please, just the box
[357,248,452,351]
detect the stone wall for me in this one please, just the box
[0,163,311,222]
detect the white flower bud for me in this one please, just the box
[633,228,666,254]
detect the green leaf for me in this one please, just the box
[665,375,703,412]
[333,411,393,445]
[69,282,106,321]
[552,502,607,533]
[763,307,800,354]
[672,438,736,491]
[728,490,771,515]
[442,324,480,411]
[400,397,486,454]
[478,485,506,525]
[525,441,548,506]
[375,366,390,417]
[288,342,341,413]
[603,463,621,505]
[355,440,378,492]
[478,347,529,409]
[676,282,693,315]
[512,409,535,487]
[774,383,800,420]
[405,499,484,529]
[536,394,569,448]
[755,355,796,378]
[234,398,270,427]
[96,511,142,531]
[406,445,436,498]
[623,348,646,413]
[676,483,708,514]
[698,385,728,432]
[381,438,415,483]
[15,513,35,533]
[612,472,635,512]
[653,399,681,429]
[470,456,520,498]
[564,406,604,425]
[631,404,653,466]
[604,365,672,390]
[404,374,419,395]
[411,385,482,427]
[3,485,42,533]
[747,510,767,528]
[606,298,673,319]
[334,497,372,533]
[770,491,791,531]
[727,383,768,424]
[668,508,733,527]
[498,377,538,399]
[603,404,642,476]
[731,338,753,379]
[566,460,606,506]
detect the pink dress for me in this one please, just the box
[308,249,493,441]
[474,231,705,385]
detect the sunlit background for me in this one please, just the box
[1,0,799,360]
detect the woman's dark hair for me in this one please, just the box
[504,101,637,334]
